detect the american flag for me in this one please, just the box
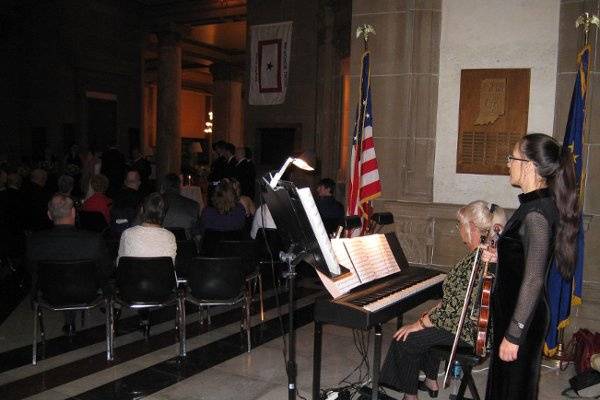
[346,51,382,236]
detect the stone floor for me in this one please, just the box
[0,278,597,400]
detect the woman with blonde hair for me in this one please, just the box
[379,200,506,400]
[199,178,246,233]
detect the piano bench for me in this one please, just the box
[430,345,482,400]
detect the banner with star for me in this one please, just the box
[249,21,293,105]
[544,44,590,357]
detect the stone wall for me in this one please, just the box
[350,0,441,204]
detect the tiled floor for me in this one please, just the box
[0,278,597,400]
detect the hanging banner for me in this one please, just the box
[249,21,293,105]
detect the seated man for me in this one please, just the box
[315,178,344,234]
[27,193,113,335]
[161,173,200,239]
[111,170,144,235]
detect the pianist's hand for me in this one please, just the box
[393,321,423,342]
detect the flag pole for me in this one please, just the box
[553,12,599,367]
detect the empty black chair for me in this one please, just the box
[429,345,482,400]
[214,240,264,322]
[175,239,198,277]
[111,257,185,357]
[185,257,251,351]
[200,229,243,256]
[78,210,109,233]
[167,227,188,241]
[33,260,109,364]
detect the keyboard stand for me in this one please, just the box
[313,319,401,400]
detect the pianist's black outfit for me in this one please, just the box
[486,188,557,400]
[379,251,478,396]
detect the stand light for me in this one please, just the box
[269,157,314,189]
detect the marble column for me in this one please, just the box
[210,63,244,146]
[155,25,182,182]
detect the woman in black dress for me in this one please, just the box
[486,133,579,399]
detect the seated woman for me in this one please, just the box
[117,192,177,264]
[379,200,506,400]
[81,174,112,224]
[200,178,246,234]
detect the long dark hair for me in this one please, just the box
[520,133,579,279]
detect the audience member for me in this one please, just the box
[2,172,28,256]
[117,192,176,263]
[110,170,144,235]
[26,193,112,335]
[234,146,256,199]
[57,174,81,208]
[200,178,246,234]
[80,148,102,197]
[101,143,126,198]
[208,140,227,182]
[82,174,112,224]
[161,173,200,238]
[231,178,256,217]
[223,142,237,179]
[24,168,52,231]
[315,178,344,234]
[129,147,151,195]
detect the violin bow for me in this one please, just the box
[442,238,484,388]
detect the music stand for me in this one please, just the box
[262,178,344,400]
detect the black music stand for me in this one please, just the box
[262,178,343,400]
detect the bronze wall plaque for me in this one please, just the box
[457,69,530,175]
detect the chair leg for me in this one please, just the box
[38,309,46,360]
[106,299,113,361]
[178,295,186,357]
[245,292,252,352]
[32,303,38,365]
[258,273,264,322]
[466,369,481,400]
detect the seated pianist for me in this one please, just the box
[379,200,505,400]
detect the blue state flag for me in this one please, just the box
[544,44,589,357]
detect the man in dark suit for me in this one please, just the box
[223,142,237,179]
[101,143,126,198]
[161,173,200,238]
[110,170,144,236]
[27,193,113,335]
[234,146,256,199]
[208,140,227,182]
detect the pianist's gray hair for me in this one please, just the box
[457,200,506,242]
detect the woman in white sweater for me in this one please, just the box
[118,192,177,264]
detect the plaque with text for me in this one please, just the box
[457,69,530,175]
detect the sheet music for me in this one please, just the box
[296,187,341,275]
[343,234,401,282]
[318,234,401,298]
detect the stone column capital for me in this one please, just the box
[209,62,244,82]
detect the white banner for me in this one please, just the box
[249,21,293,105]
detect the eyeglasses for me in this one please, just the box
[506,155,530,163]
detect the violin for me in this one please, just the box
[474,211,501,357]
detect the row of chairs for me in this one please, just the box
[31,249,279,364]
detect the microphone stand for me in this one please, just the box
[280,247,309,400]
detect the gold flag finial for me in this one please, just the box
[576,12,600,44]
[356,24,376,51]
